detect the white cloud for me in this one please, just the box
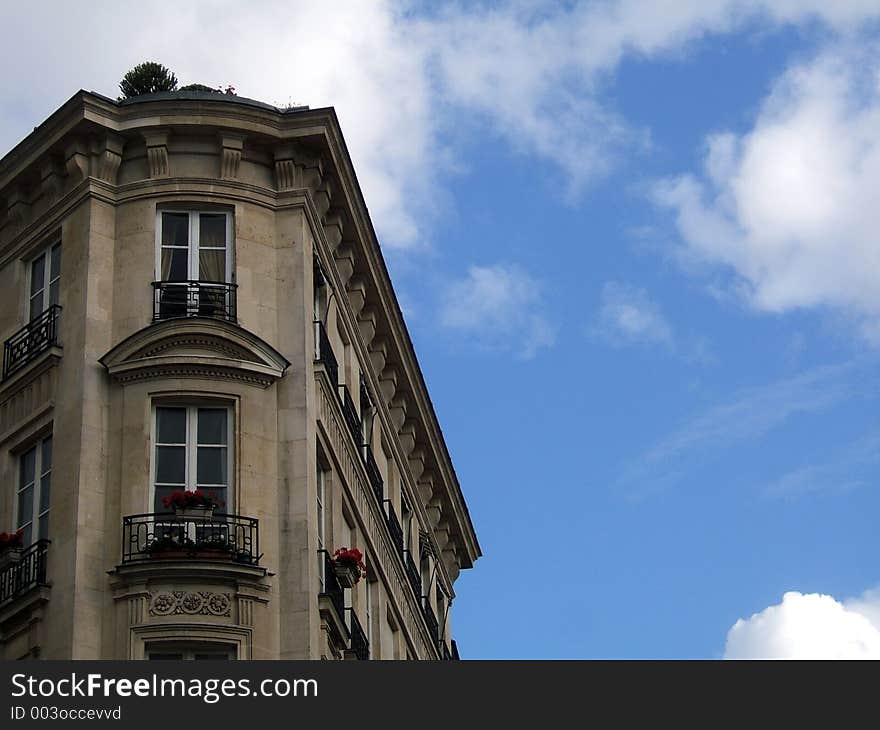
[3,2,880,252]
[439,264,555,358]
[725,590,880,659]
[592,281,673,347]
[654,44,880,341]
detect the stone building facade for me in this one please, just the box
[0,90,480,660]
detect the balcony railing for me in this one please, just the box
[451,639,460,660]
[421,597,439,644]
[383,500,404,555]
[441,641,453,660]
[339,384,361,446]
[403,550,420,598]
[3,305,61,380]
[314,321,338,387]
[318,549,346,623]
[363,444,383,504]
[0,539,49,606]
[121,513,260,565]
[152,281,237,322]
[346,607,370,660]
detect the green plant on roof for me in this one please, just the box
[118,62,178,100]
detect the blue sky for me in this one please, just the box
[4,1,880,658]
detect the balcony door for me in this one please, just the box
[152,406,232,514]
[156,211,232,319]
[28,243,61,322]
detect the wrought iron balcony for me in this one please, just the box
[363,444,383,504]
[383,500,404,555]
[421,596,439,644]
[451,639,460,660]
[346,607,370,660]
[404,550,420,598]
[0,539,49,606]
[318,549,346,623]
[121,513,260,565]
[441,641,452,660]
[152,281,237,322]
[314,321,338,387]
[3,305,61,380]
[339,384,361,446]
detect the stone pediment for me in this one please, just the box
[99,318,290,388]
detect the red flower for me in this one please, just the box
[0,528,25,550]
[162,490,224,510]
[332,547,367,579]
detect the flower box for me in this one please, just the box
[331,547,367,587]
[332,562,361,588]
[173,505,215,520]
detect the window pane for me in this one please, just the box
[196,447,227,485]
[199,214,227,248]
[199,249,226,282]
[30,255,45,295]
[161,213,189,246]
[50,244,61,278]
[38,513,49,541]
[49,279,59,307]
[20,447,36,487]
[154,485,178,513]
[161,247,188,281]
[42,436,53,469]
[30,293,43,321]
[197,409,227,445]
[39,473,51,513]
[17,485,33,529]
[156,408,186,443]
[156,446,186,484]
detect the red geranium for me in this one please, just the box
[0,529,25,550]
[332,547,367,580]
[162,489,223,510]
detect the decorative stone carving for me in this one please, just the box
[347,277,366,316]
[6,186,30,232]
[417,473,435,505]
[398,420,416,456]
[408,449,426,483]
[142,130,170,178]
[149,591,231,617]
[426,497,443,529]
[389,393,407,430]
[333,245,355,286]
[220,134,245,180]
[379,365,398,402]
[39,159,64,203]
[369,340,388,374]
[91,133,124,184]
[64,141,89,182]
[313,178,333,219]
[323,210,344,251]
[273,145,323,192]
[358,307,377,346]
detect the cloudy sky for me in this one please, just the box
[4,1,880,658]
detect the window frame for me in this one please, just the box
[155,210,234,284]
[149,403,234,514]
[14,433,52,546]
[26,241,61,323]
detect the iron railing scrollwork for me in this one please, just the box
[121,513,260,565]
[314,321,338,387]
[3,305,61,379]
[0,539,49,605]
[363,444,383,504]
[318,549,347,625]
[346,607,370,660]
[339,385,362,446]
[152,281,237,322]
[383,500,404,556]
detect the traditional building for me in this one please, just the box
[0,89,480,659]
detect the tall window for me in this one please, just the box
[365,578,374,659]
[317,462,326,591]
[158,211,231,283]
[153,406,231,513]
[29,243,61,321]
[17,435,52,546]
[401,496,413,554]
[156,211,233,320]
